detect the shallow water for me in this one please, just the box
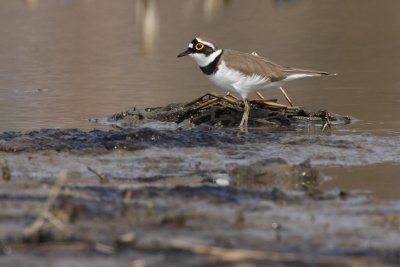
[0,0,400,198]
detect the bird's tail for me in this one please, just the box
[282,67,336,81]
[284,67,336,76]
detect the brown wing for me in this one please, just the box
[222,50,288,82]
[222,49,330,81]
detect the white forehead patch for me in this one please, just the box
[196,38,215,50]
[188,43,193,48]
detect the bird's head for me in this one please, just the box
[177,37,221,67]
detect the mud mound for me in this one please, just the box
[104,93,352,128]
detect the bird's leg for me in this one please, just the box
[239,98,250,129]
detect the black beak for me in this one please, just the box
[177,49,191,58]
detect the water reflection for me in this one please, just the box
[136,0,233,57]
[204,0,231,20]
[1,0,398,130]
[25,0,38,11]
[136,0,159,58]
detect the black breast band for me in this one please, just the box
[200,50,224,75]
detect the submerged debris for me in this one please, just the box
[0,154,11,181]
[228,158,320,195]
[106,92,352,128]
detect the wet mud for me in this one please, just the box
[2,169,400,267]
[1,97,400,267]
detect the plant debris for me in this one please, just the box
[0,154,11,181]
[106,92,352,128]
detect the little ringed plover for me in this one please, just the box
[177,37,334,129]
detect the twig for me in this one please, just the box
[184,93,208,107]
[192,97,219,111]
[255,92,278,102]
[24,170,68,237]
[205,92,238,105]
[0,154,11,181]
[225,92,239,100]
[185,92,220,107]
[279,87,294,107]
[256,91,265,99]
[87,166,109,184]
[45,212,68,232]
[167,240,381,266]
[321,116,332,135]
[94,243,115,254]
[207,92,223,98]
[221,96,239,105]
[251,100,290,109]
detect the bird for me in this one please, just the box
[177,37,333,129]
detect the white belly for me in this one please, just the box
[206,61,273,99]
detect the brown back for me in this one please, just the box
[222,49,329,81]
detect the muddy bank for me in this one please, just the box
[0,127,400,266]
[1,163,400,267]
[1,128,399,180]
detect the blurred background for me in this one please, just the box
[0,0,399,134]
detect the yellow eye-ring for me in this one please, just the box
[195,43,204,50]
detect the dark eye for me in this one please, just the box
[195,43,205,51]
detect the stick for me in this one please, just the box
[192,97,219,111]
[256,91,265,99]
[87,166,109,184]
[321,118,332,135]
[184,93,211,107]
[225,92,239,100]
[167,240,381,266]
[185,92,220,107]
[255,92,277,102]
[251,100,289,109]
[94,243,115,254]
[0,154,11,181]
[24,170,68,236]
[279,87,293,107]
[221,96,239,105]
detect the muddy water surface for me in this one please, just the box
[0,0,399,132]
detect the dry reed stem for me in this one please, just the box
[321,117,332,135]
[192,97,220,111]
[0,154,11,181]
[87,166,109,184]
[168,240,380,266]
[279,87,294,107]
[94,243,115,254]
[225,92,239,100]
[184,93,216,107]
[24,170,68,237]
[221,96,239,105]
[251,100,289,109]
[256,91,265,99]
